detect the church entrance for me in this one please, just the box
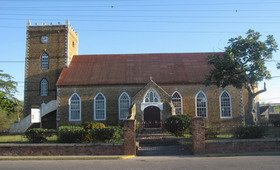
[143,106,161,128]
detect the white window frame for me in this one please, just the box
[94,92,106,121]
[118,92,131,120]
[172,91,183,115]
[41,52,49,69]
[68,93,81,121]
[195,91,208,118]
[219,90,233,118]
[143,88,161,103]
[40,78,48,96]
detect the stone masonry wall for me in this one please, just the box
[57,85,144,125]
[24,24,78,116]
[0,119,136,156]
[161,84,246,128]
[57,83,245,127]
[206,138,280,154]
[191,117,280,154]
[192,117,206,154]
[0,144,124,156]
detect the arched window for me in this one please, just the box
[119,92,131,120]
[69,93,81,121]
[220,91,232,118]
[195,91,208,117]
[94,93,106,120]
[40,78,48,96]
[172,91,183,115]
[41,52,49,69]
[144,89,160,103]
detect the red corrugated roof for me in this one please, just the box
[56,53,223,86]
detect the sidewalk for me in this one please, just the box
[0,155,135,161]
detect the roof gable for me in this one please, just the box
[132,79,171,102]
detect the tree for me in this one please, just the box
[0,70,17,98]
[0,70,18,114]
[205,29,278,125]
[0,70,22,131]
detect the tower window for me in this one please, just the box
[41,52,49,69]
[40,78,48,96]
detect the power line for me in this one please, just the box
[1,1,280,8]
[1,13,280,18]
[0,61,25,63]
[1,59,280,63]
[1,18,280,24]
[0,9,278,12]
[0,26,24,28]
[1,27,280,34]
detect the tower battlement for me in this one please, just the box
[27,20,78,36]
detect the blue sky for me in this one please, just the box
[0,0,279,103]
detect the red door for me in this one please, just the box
[144,106,161,128]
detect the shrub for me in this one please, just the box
[109,126,123,143]
[92,122,106,129]
[205,125,220,139]
[233,126,267,139]
[58,126,85,143]
[82,122,106,143]
[164,115,192,137]
[25,128,51,143]
[91,127,115,142]
[271,120,280,127]
[82,122,106,130]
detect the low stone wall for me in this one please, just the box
[192,117,280,154]
[0,143,124,156]
[206,138,280,154]
[0,120,136,156]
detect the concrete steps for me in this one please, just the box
[9,114,32,134]
[137,128,192,156]
[9,100,57,134]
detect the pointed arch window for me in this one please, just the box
[69,93,81,121]
[41,52,49,69]
[94,93,106,120]
[40,78,48,96]
[119,92,131,120]
[144,89,160,103]
[195,91,208,117]
[220,91,232,118]
[172,91,183,115]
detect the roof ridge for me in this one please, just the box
[74,52,223,57]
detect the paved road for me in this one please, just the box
[0,156,279,170]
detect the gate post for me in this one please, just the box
[192,117,206,154]
[123,119,136,155]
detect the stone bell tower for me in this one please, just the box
[24,20,78,118]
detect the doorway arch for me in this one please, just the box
[144,106,161,128]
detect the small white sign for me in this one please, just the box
[31,108,41,123]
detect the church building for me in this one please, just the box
[11,21,248,132]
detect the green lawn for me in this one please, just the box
[0,134,58,143]
[216,134,234,139]
[0,135,28,143]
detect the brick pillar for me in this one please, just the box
[192,117,206,154]
[123,119,136,155]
